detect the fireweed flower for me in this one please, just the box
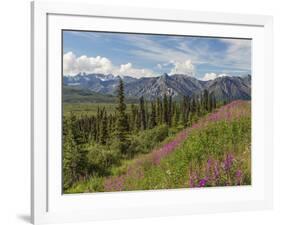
[198,178,208,187]
[224,153,234,171]
[189,171,198,188]
[214,161,220,179]
[235,170,243,185]
[189,176,195,188]
[104,131,188,191]
[151,131,187,165]
[206,158,212,173]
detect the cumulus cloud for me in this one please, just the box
[156,63,162,69]
[63,52,154,78]
[201,73,228,81]
[118,63,154,78]
[63,52,113,75]
[169,60,195,76]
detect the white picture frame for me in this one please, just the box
[31,1,274,224]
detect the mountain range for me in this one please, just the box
[63,73,251,102]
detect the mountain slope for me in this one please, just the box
[206,75,251,101]
[63,73,251,101]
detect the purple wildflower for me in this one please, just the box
[151,130,187,165]
[198,178,208,187]
[235,170,243,185]
[224,153,234,171]
[189,176,195,188]
[214,161,220,179]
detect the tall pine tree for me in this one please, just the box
[139,96,147,130]
[149,102,157,128]
[100,109,108,145]
[115,78,129,154]
[163,94,169,124]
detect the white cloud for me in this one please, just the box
[118,63,154,78]
[63,52,113,76]
[201,72,229,81]
[63,52,155,78]
[63,52,78,75]
[156,63,162,69]
[169,60,195,76]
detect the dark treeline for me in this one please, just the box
[63,79,220,191]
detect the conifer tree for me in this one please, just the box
[213,96,217,109]
[115,78,129,154]
[64,113,89,189]
[63,116,78,190]
[203,89,210,112]
[95,107,101,142]
[135,108,141,131]
[172,103,180,127]
[100,109,108,145]
[149,102,157,128]
[156,98,163,125]
[168,95,173,126]
[139,96,146,130]
[191,97,197,113]
[130,104,137,131]
[163,94,169,124]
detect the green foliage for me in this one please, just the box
[65,176,104,193]
[149,102,157,129]
[63,86,138,104]
[121,116,251,191]
[139,96,147,130]
[115,78,130,155]
[99,109,108,145]
[128,125,169,155]
[163,94,169,124]
[87,144,121,176]
[63,116,78,190]
[63,115,89,190]
[63,83,224,192]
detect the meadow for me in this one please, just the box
[64,98,251,193]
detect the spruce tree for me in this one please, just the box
[115,78,129,154]
[130,104,137,131]
[163,94,169,124]
[213,96,217,109]
[203,89,210,112]
[100,109,108,145]
[139,96,146,130]
[156,98,163,125]
[149,102,157,128]
[168,95,173,126]
[172,103,180,127]
[63,116,78,190]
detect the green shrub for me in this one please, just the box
[128,125,169,155]
[87,144,121,176]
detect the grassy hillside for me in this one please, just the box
[66,100,251,193]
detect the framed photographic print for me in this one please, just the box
[31,1,273,224]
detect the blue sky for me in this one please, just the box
[63,30,251,80]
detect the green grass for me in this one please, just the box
[122,118,251,191]
[66,101,251,193]
[63,103,120,116]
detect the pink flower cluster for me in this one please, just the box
[206,100,249,123]
[189,154,243,188]
[104,161,144,192]
[104,101,249,191]
[150,131,188,165]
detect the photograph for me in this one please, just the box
[62,30,251,194]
